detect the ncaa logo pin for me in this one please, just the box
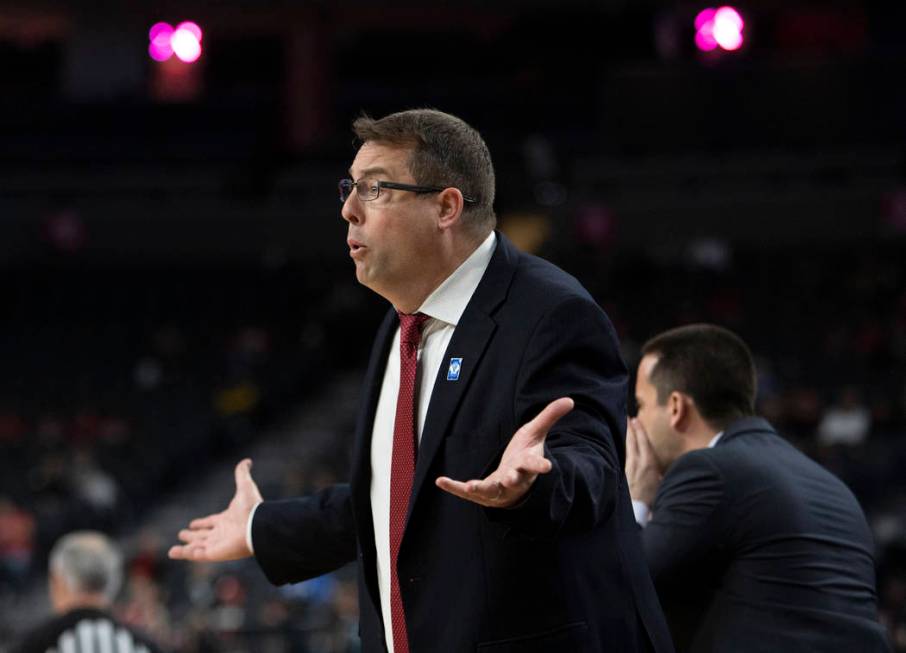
[447,357,463,381]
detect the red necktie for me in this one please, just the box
[389,311,429,653]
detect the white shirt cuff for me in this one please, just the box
[632,499,651,526]
[246,501,263,555]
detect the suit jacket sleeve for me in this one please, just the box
[252,483,358,586]
[642,452,728,583]
[485,295,628,538]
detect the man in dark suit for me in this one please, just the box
[169,109,673,652]
[626,324,890,652]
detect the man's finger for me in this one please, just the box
[518,397,575,444]
[633,418,656,461]
[467,478,499,496]
[184,545,208,561]
[627,419,643,474]
[178,529,203,544]
[436,476,501,504]
[511,453,553,477]
[626,418,639,464]
[435,476,477,502]
[169,544,201,560]
[189,515,217,530]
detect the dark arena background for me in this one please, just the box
[1,0,905,651]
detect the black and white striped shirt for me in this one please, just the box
[11,608,164,653]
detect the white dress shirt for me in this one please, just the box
[632,431,724,526]
[370,231,495,653]
[247,231,496,653]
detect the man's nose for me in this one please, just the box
[341,195,361,225]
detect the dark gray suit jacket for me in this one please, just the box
[643,416,890,652]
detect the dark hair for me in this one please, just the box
[352,109,496,235]
[641,324,757,430]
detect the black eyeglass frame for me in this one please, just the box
[338,178,477,204]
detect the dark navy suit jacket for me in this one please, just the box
[643,416,890,652]
[251,233,674,652]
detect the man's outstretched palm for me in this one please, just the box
[168,458,263,562]
[436,397,574,508]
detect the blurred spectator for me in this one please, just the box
[134,357,164,391]
[70,449,120,514]
[208,573,247,633]
[0,498,36,590]
[819,386,872,447]
[785,386,824,440]
[119,571,175,650]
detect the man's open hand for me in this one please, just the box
[168,458,263,562]
[435,397,574,508]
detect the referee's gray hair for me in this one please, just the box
[49,531,124,602]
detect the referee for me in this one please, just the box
[11,531,165,653]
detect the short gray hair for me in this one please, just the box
[49,531,124,603]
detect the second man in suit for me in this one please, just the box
[626,323,889,652]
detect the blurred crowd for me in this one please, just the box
[0,263,375,650]
[1,233,904,651]
[107,528,360,653]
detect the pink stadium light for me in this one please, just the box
[695,6,745,53]
[695,8,717,31]
[171,24,202,63]
[148,20,203,63]
[713,7,744,50]
[177,21,202,41]
[148,22,174,61]
[695,29,718,52]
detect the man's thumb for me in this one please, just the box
[235,458,254,490]
[529,397,575,438]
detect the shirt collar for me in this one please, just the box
[417,231,496,327]
[708,431,724,448]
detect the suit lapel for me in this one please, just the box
[406,233,519,522]
[407,312,496,514]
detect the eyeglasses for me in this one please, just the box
[338,177,477,204]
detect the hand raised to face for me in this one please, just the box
[625,417,663,508]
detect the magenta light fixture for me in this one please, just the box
[695,6,745,53]
[148,20,203,62]
[148,22,175,61]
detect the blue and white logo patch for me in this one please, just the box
[447,357,463,381]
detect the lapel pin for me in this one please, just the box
[447,357,463,381]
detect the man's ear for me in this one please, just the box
[49,571,67,613]
[668,391,693,431]
[436,187,465,231]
